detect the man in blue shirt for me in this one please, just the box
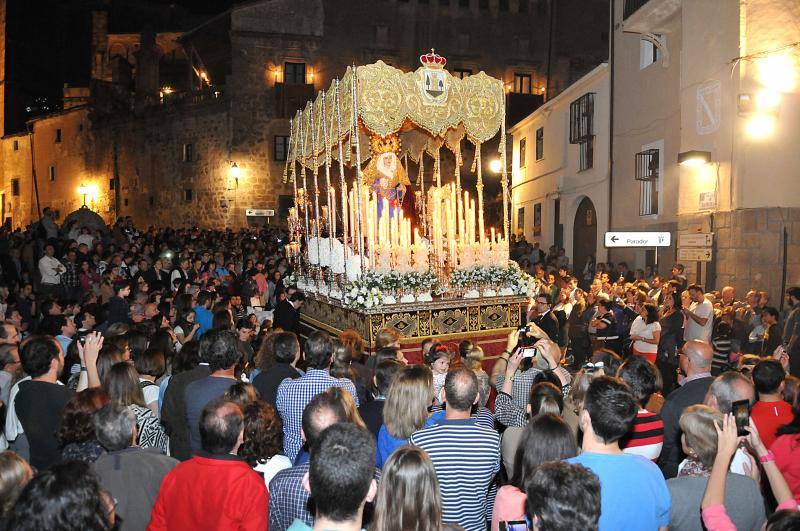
[568,376,671,531]
[276,331,359,461]
[193,291,214,338]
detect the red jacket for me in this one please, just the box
[148,453,268,531]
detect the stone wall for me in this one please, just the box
[713,208,800,301]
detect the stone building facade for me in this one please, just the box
[0,0,609,230]
[608,0,800,298]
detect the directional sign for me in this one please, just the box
[678,247,713,262]
[604,231,671,248]
[678,233,713,247]
[246,209,275,217]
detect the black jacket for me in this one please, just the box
[252,364,301,406]
[160,364,211,461]
[658,376,713,479]
[273,299,299,334]
[106,296,132,326]
[533,310,560,343]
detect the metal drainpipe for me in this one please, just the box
[607,0,616,261]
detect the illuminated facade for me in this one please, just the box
[609,0,800,296]
[0,0,609,230]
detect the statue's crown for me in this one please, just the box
[369,134,401,156]
[420,48,447,70]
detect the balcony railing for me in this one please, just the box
[624,0,650,19]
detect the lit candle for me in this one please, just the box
[330,188,336,238]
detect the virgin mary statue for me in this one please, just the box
[362,133,411,218]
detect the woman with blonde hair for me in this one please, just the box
[377,365,434,467]
[370,446,456,531]
[463,346,490,407]
[325,386,366,430]
[666,405,766,530]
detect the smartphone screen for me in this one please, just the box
[732,399,750,437]
[520,346,538,359]
[499,521,530,531]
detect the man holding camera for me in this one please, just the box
[490,324,571,428]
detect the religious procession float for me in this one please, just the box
[282,51,535,357]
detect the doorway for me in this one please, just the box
[573,197,597,279]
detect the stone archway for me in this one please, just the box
[573,196,597,281]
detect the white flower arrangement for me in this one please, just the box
[504,261,538,296]
[342,269,440,310]
[283,271,298,288]
[450,261,536,297]
[343,281,383,310]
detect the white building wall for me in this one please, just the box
[510,63,610,271]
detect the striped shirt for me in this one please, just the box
[711,332,732,375]
[622,409,664,461]
[410,418,500,531]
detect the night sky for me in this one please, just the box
[6,0,240,133]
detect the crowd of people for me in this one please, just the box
[0,216,797,530]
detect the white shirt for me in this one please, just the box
[630,316,661,354]
[686,298,714,342]
[77,234,95,249]
[253,454,292,489]
[139,378,160,409]
[38,255,63,285]
[4,376,32,443]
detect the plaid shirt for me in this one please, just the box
[269,463,382,531]
[60,260,80,288]
[269,463,312,531]
[494,368,572,428]
[276,368,359,461]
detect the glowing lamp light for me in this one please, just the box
[746,114,776,139]
[677,150,711,167]
[489,159,503,173]
[77,183,98,207]
[229,162,241,179]
[757,54,797,93]
[755,89,781,110]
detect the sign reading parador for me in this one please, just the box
[604,231,671,248]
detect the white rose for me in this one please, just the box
[357,295,365,304]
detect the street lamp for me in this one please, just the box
[489,158,503,174]
[229,161,241,179]
[77,184,89,206]
[677,150,711,167]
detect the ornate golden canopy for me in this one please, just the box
[290,60,505,167]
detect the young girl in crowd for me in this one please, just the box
[425,345,451,407]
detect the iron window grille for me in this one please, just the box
[579,139,593,171]
[635,149,659,181]
[535,127,543,160]
[569,93,594,144]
